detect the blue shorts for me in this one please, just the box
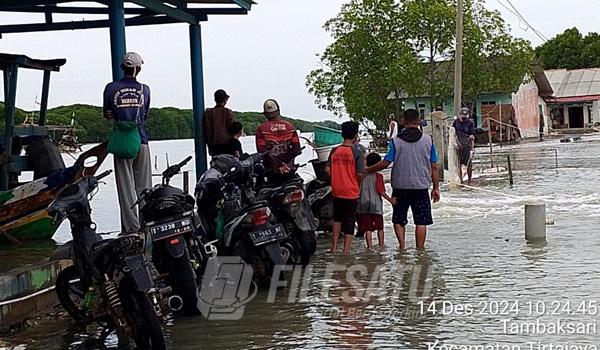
[392,189,433,226]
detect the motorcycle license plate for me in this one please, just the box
[249,224,287,246]
[149,217,193,241]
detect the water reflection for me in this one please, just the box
[8,137,600,348]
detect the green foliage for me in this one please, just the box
[236,111,340,134]
[402,0,456,107]
[535,27,600,69]
[461,0,534,102]
[0,102,338,143]
[307,0,423,130]
[307,0,534,127]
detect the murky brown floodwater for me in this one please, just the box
[5,135,600,349]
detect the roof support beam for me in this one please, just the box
[128,0,197,24]
[230,0,252,10]
[0,15,185,34]
[0,6,146,15]
[1,0,79,7]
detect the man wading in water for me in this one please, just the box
[367,109,440,250]
[453,107,475,184]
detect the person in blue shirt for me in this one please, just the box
[103,52,152,233]
[367,109,440,250]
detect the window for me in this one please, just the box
[481,101,497,106]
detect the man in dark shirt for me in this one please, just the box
[103,52,151,233]
[228,121,244,158]
[452,107,475,184]
[203,89,235,156]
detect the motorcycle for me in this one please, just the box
[136,156,217,315]
[305,159,334,233]
[256,172,318,265]
[195,154,290,287]
[49,170,166,350]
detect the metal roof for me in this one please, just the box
[545,68,600,98]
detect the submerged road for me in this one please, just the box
[5,135,600,349]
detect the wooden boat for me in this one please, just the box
[0,142,108,244]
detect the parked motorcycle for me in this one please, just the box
[49,170,166,350]
[256,173,318,265]
[305,159,334,233]
[195,154,289,287]
[136,156,216,315]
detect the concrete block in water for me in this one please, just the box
[525,203,546,241]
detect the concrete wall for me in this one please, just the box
[0,261,69,329]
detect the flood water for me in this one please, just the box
[8,135,600,349]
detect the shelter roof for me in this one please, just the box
[0,1,255,34]
[0,53,65,71]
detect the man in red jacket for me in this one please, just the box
[256,99,301,179]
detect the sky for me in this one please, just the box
[0,0,598,122]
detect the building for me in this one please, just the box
[390,60,553,140]
[544,68,600,131]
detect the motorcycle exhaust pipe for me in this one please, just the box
[167,295,183,312]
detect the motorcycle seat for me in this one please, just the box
[257,183,302,200]
[240,200,270,214]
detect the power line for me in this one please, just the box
[496,0,549,43]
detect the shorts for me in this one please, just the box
[459,145,472,166]
[392,189,433,226]
[357,214,384,234]
[333,197,358,236]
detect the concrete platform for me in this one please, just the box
[0,242,68,330]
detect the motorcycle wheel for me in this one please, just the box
[293,231,314,266]
[55,265,87,322]
[120,288,166,350]
[170,250,200,315]
[234,240,271,288]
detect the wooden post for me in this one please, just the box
[499,104,503,148]
[507,154,513,186]
[431,111,447,181]
[487,118,494,168]
[453,0,464,117]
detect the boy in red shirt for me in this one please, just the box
[326,121,365,255]
[357,153,394,250]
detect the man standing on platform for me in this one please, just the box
[203,89,235,156]
[103,52,151,234]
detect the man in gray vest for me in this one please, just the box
[367,109,440,250]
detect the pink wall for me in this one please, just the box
[512,79,540,138]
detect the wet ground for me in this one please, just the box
[4,135,600,349]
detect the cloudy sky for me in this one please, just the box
[0,0,597,122]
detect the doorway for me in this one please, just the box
[568,106,584,128]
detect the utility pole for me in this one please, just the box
[453,0,464,117]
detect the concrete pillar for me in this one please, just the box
[592,101,600,124]
[431,111,447,181]
[525,202,546,241]
[189,23,207,180]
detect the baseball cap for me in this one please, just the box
[263,99,279,113]
[460,107,470,115]
[214,89,229,102]
[122,52,144,68]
